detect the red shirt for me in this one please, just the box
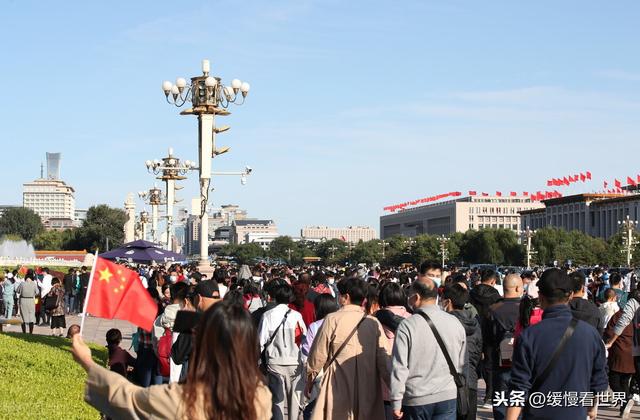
[289,300,316,327]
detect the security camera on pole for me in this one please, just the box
[146,148,195,251]
[162,59,250,275]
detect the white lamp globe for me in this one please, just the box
[175,78,186,88]
[162,81,173,92]
[170,85,180,95]
[240,82,250,93]
[231,79,242,89]
[224,86,234,98]
[145,160,152,168]
[205,76,217,87]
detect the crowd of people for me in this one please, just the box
[3,259,639,419]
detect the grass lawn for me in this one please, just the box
[0,332,107,419]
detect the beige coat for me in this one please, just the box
[85,363,272,419]
[307,305,391,420]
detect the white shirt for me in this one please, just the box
[218,283,228,299]
[39,274,53,297]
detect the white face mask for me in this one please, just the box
[169,275,177,283]
[327,278,335,285]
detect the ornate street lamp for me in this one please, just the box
[162,59,250,274]
[138,187,164,243]
[146,147,195,250]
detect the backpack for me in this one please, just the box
[157,328,172,377]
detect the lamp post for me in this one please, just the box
[437,235,449,268]
[137,210,150,241]
[146,148,195,250]
[138,187,163,243]
[162,59,250,274]
[618,215,638,267]
[522,226,536,269]
[380,239,388,260]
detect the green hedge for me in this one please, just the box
[0,332,107,419]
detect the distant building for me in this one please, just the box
[23,178,76,222]
[520,193,640,239]
[23,153,76,229]
[231,219,278,245]
[380,195,543,239]
[301,226,377,243]
[74,209,88,227]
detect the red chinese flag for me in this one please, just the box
[580,173,586,182]
[546,180,553,187]
[496,191,502,197]
[563,177,570,186]
[604,181,608,188]
[627,176,636,186]
[615,179,622,188]
[86,257,157,331]
[469,191,477,196]
[481,192,489,196]
[510,191,517,196]
[523,191,529,196]
[637,175,640,184]
[586,171,592,180]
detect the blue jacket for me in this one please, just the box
[508,304,608,419]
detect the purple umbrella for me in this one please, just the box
[100,240,186,264]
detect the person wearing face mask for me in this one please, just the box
[417,261,443,288]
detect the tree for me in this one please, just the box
[71,205,127,251]
[32,229,76,250]
[316,239,349,265]
[350,240,383,264]
[0,207,43,242]
[221,243,265,265]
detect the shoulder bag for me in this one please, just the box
[260,309,292,375]
[530,317,578,392]
[309,313,367,402]
[417,311,469,417]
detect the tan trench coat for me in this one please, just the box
[85,363,272,419]
[306,305,391,420]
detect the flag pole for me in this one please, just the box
[80,249,99,336]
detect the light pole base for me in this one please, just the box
[197,260,214,278]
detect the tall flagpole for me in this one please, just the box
[80,250,99,335]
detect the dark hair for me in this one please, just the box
[481,269,497,283]
[419,261,442,276]
[25,269,35,280]
[337,277,367,305]
[223,289,245,307]
[213,268,228,283]
[170,282,189,301]
[365,284,379,314]
[519,295,539,329]
[408,280,438,300]
[604,288,617,300]
[183,300,261,420]
[106,328,122,346]
[272,283,293,305]
[43,267,50,274]
[442,284,468,310]
[569,271,586,292]
[314,294,339,320]
[379,282,406,307]
[610,273,622,286]
[51,277,60,286]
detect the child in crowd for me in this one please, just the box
[106,328,136,378]
[600,288,620,327]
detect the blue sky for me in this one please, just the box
[2,1,640,235]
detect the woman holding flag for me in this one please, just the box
[71,298,272,419]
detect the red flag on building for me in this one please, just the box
[563,177,570,186]
[604,181,608,189]
[627,176,637,186]
[481,192,489,196]
[546,180,553,187]
[510,191,517,196]
[586,171,592,180]
[637,174,640,184]
[580,173,586,182]
[85,257,157,331]
[615,179,622,188]
[469,191,477,196]
[496,191,502,197]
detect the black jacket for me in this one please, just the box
[451,309,482,390]
[509,305,608,419]
[489,297,521,349]
[469,284,501,347]
[569,297,603,336]
[63,273,75,294]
